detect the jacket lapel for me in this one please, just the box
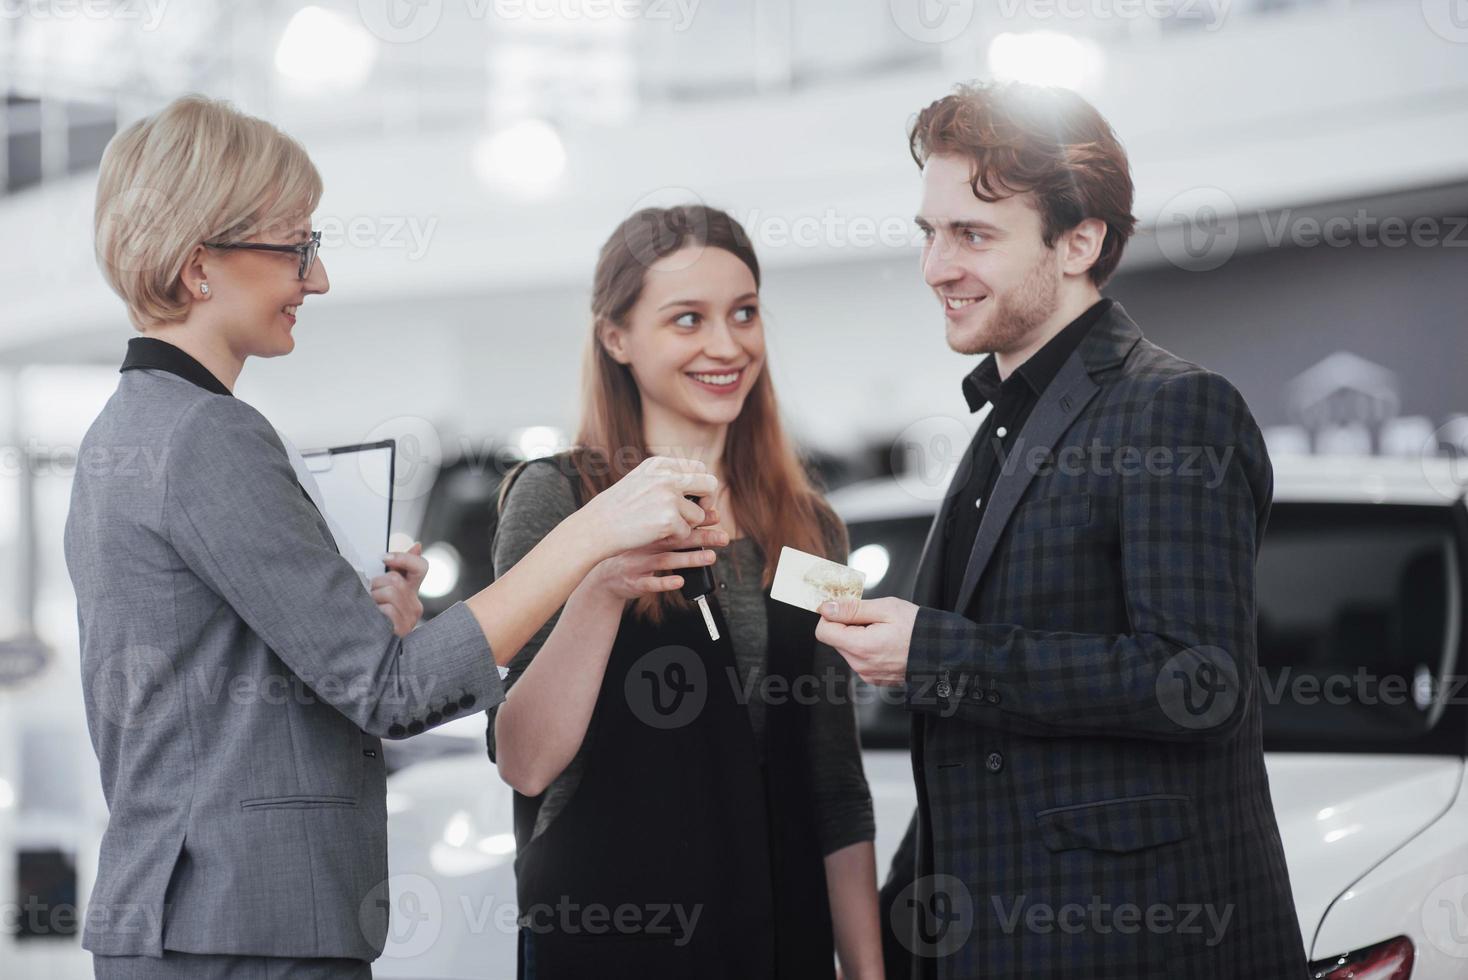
[951,302,1144,614]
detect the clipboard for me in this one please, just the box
[299,439,396,583]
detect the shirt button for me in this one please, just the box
[996,426,1008,438]
[974,496,984,510]
[986,751,1004,773]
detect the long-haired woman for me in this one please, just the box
[489,205,883,979]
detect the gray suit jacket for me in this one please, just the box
[64,359,504,961]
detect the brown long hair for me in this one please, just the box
[574,204,836,621]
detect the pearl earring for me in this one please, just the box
[200,282,210,296]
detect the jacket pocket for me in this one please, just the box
[1013,492,1092,532]
[1035,793,1193,854]
[240,794,357,810]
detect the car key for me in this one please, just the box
[683,495,721,641]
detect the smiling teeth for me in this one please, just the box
[283,305,298,315]
[946,297,982,309]
[691,371,739,386]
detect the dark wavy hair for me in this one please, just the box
[909,81,1138,286]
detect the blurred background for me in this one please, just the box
[0,0,1466,977]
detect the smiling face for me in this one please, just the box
[916,153,1065,358]
[199,211,329,359]
[599,244,765,435]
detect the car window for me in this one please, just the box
[844,501,1467,755]
[1259,502,1464,755]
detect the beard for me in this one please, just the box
[948,250,1062,356]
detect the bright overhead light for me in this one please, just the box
[987,31,1106,93]
[275,6,378,92]
[474,119,567,199]
[419,542,462,600]
[849,544,891,591]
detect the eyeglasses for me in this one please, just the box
[203,230,321,280]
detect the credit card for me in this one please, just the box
[771,546,867,613]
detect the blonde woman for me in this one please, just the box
[67,95,718,979]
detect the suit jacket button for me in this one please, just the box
[425,711,443,726]
[986,751,1004,773]
[387,723,406,738]
[406,720,425,736]
[936,680,952,699]
[459,694,477,710]
[986,690,1001,705]
[442,701,460,717]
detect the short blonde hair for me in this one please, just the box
[94,94,322,329]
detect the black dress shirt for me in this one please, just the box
[940,298,1112,611]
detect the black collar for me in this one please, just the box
[120,337,233,397]
[962,297,1112,412]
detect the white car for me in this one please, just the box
[377,454,1468,980]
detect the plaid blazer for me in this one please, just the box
[893,303,1308,979]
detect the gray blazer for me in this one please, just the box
[64,347,504,961]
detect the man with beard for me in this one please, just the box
[816,82,1307,979]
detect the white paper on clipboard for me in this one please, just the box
[296,439,396,587]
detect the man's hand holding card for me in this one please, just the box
[772,546,919,688]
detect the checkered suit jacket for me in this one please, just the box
[893,302,1308,979]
